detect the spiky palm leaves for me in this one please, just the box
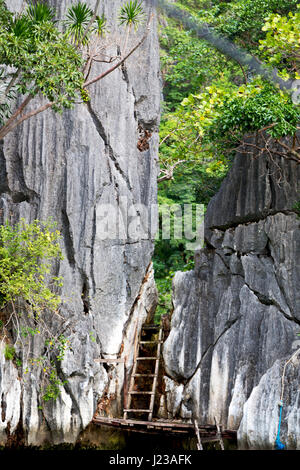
[94,14,107,38]
[119,0,145,29]
[27,2,55,23]
[9,2,55,39]
[119,0,145,55]
[65,2,93,46]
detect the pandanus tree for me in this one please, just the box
[0,0,152,140]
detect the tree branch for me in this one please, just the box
[84,14,153,88]
[158,159,186,183]
[0,11,154,139]
[0,70,21,104]
[0,93,34,140]
[0,101,54,140]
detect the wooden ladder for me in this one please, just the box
[214,417,225,450]
[123,324,163,421]
[193,419,203,450]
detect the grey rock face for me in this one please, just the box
[163,148,300,449]
[238,356,300,449]
[0,0,159,446]
[205,139,300,236]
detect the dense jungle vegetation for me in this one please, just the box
[154,0,300,320]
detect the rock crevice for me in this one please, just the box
[163,147,300,448]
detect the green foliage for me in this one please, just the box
[209,79,300,144]
[89,331,96,343]
[94,14,107,37]
[42,369,66,402]
[160,24,230,109]
[0,67,17,126]
[259,8,300,77]
[0,219,69,402]
[153,165,226,321]
[0,0,147,137]
[27,2,56,24]
[160,75,300,175]
[0,219,63,316]
[155,0,300,323]
[119,0,145,29]
[4,344,15,361]
[65,1,93,46]
[293,201,300,218]
[204,0,298,45]
[0,2,84,117]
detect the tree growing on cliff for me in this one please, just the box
[0,219,70,402]
[158,1,300,184]
[0,0,151,140]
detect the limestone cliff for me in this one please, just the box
[163,143,300,449]
[0,0,160,446]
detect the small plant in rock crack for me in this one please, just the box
[42,368,67,402]
[292,201,300,218]
[89,331,96,343]
[4,344,15,360]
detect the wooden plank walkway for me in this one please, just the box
[92,416,237,442]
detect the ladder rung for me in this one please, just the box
[136,357,157,360]
[133,374,156,377]
[142,325,159,329]
[139,341,162,344]
[123,409,151,412]
[129,391,155,395]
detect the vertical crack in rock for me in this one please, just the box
[0,141,9,195]
[90,206,97,296]
[86,101,133,192]
[56,361,84,429]
[61,208,76,267]
[1,393,6,422]
[81,279,90,315]
[265,238,297,319]
[121,62,130,91]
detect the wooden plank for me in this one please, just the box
[95,358,124,364]
[123,409,151,413]
[214,417,225,450]
[123,356,127,410]
[148,326,163,421]
[142,325,159,329]
[133,373,156,377]
[123,320,140,420]
[193,419,203,451]
[136,357,157,360]
[92,416,237,441]
[140,341,163,344]
[93,416,213,431]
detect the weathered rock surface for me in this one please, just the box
[163,148,300,449]
[0,0,159,446]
